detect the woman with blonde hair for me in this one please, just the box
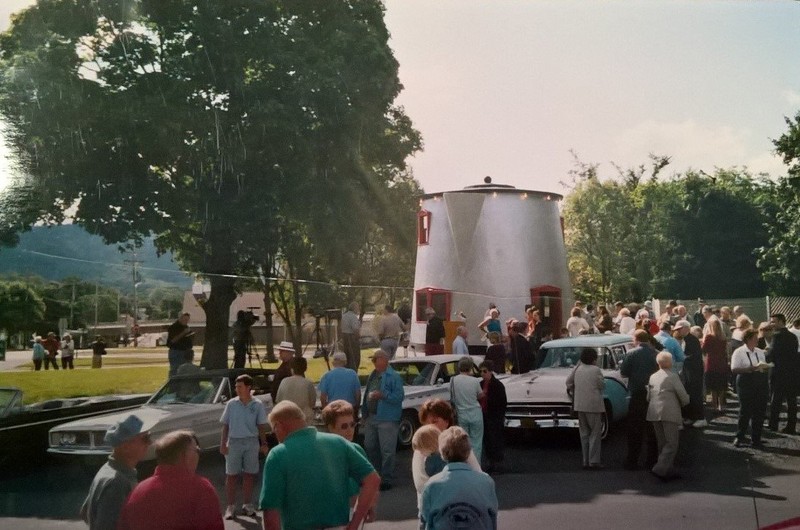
[703,318,730,412]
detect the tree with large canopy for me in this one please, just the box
[0,0,422,367]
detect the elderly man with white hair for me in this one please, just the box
[452,326,469,356]
[319,351,362,415]
[647,351,690,482]
[421,426,498,530]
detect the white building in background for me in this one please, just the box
[410,178,574,348]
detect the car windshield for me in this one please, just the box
[150,377,223,405]
[0,388,23,418]
[540,347,600,369]
[391,362,437,386]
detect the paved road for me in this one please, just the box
[2,407,799,530]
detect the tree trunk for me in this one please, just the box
[201,275,237,369]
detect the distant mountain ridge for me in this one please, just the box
[0,225,190,289]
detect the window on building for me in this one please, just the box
[416,288,451,322]
[417,210,431,245]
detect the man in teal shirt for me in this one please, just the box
[259,401,380,530]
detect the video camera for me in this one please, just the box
[237,310,259,327]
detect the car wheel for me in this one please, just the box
[601,401,612,440]
[398,410,420,448]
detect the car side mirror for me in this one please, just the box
[220,395,228,404]
[436,378,444,385]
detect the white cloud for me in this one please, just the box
[782,89,800,107]
[746,151,787,178]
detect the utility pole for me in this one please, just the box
[70,282,76,329]
[124,252,144,347]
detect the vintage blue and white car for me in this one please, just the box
[503,334,633,438]
[388,354,483,446]
[48,369,274,461]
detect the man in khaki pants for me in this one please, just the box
[647,351,690,481]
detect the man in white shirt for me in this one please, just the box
[452,326,469,356]
[730,329,769,448]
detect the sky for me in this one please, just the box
[1,0,799,196]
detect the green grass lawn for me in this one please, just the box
[1,366,168,404]
[15,356,170,370]
[4,351,377,403]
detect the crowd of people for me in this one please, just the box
[426,298,800,477]
[75,297,798,529]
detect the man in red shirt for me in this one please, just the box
[117,430,224,530]
[41,331,60,370]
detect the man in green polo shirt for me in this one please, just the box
[259,402,380,530]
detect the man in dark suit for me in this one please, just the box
[767,313,800,434]
[674,319,706,427]
[621,330,659,470]
[509,322,534,374]
[424,307,446,355]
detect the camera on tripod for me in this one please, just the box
[239,310,259,327]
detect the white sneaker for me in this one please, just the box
[224,505,236,520]
[241,504,257,517]
[693,419,709,428]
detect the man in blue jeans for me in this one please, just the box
[362,349,404,490]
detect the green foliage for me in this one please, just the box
[0,0,421,368]
[563,155,774,302]
[0,280,45,335]
[759,112,800,294]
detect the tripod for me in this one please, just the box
[246,339,263,369]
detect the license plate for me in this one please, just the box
[521,417,536,429]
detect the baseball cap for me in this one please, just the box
[104,415,146,447]
[673,320,691,331]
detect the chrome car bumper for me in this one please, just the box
[505,417,580,429]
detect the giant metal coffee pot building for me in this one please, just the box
[409,177,574,351]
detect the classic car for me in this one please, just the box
[388,354,483,447]
[48,369,274,461]
[0,387,150,467]
[503,334,633,438]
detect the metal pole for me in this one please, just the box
[70,282,76,329]
[94,282,99,328]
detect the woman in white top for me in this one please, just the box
[617,308,637,335]
[60,334,75,370]
[275,357,317,421]
[450,357,485,462]
[566,307,591,337]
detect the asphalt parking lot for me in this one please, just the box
[2,404,800,530]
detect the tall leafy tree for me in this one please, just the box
[0,0,421,367]
[0,280,45,335]
[760,112,800,294]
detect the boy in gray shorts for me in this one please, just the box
[220,374,269,519]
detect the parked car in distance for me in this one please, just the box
[503,334,633,438]
[388,354,483,447]
[48,369,275,462]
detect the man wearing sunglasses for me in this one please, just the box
[81,415,151,530]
